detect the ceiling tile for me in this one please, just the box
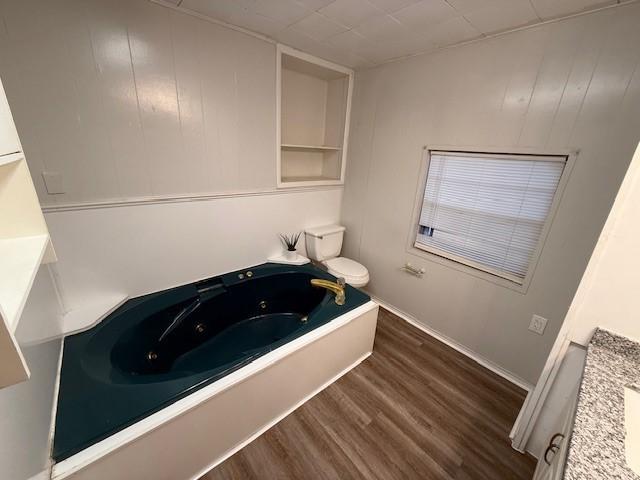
[318,0,384,28]
[324,29,369,51]
[444,0,507,12]
[290,13,348,41]
[180,0,246,23]
[276,26,340,59]
[366,0,421,13]
[174,0,624,68]
[461,1,539,33]
[275,25,324,50]
[181,0,291,36]
[276,27,373,67]
[354,14,409,42]
[321,48,377,68]
[295,0,336,10]
[226,10,289,36]
[530,0,616,19]
[392,0,460,31]
[422,16,481,47]
[353,33,437,62]
[252,0,313,26]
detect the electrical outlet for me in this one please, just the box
[528,314,548,335]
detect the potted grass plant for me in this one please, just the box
[280,232,302,261]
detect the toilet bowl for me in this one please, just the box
[324,256,370,288]
[304,225,370,288]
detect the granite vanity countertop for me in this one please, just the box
[564,328,640,479]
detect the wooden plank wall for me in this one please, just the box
[341,2,640,385]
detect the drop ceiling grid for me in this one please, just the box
[173,0,624,67]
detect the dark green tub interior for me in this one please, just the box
[53,263,369,462]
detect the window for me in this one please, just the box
[415,150,567,284]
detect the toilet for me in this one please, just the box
[304,225,370,288]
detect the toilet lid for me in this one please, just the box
[324,257,368,280]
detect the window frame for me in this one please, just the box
[406,146,576,293]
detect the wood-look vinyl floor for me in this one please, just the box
[203,308,536,480]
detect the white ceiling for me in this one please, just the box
[168,0,621,68]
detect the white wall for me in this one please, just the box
[0,0,276,206]
[563,140,640,344]
[342,3,640,385]
[45,189,342,311]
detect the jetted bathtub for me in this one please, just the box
[53,263,371,463]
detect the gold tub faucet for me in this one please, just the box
[311,277,346,306]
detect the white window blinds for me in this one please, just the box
[415,151,566,283]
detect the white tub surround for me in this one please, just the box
[44,187,342,321]
[52,301,378,480]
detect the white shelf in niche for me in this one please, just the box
[280,175,343,185]
[281,144,341,152]
[277,45,353,188]
[0,234,49,333]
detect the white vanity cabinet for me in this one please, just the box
[533,385,580,480]
[0,75,56,388]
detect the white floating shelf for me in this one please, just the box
[0,234,49,333]
[281,144,341,152]
[0,151,23,167]
[267,252,311,265]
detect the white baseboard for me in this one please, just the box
[190,351,372,480]
[371,296,533,392]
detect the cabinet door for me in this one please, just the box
[533,433,565,480]
[534,383,580,480]
[0,77,21,157]
[532,455,553,480]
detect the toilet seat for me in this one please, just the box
[324,257,370,288]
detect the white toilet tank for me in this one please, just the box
[305,224,370,288]
[304,225,346,262]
